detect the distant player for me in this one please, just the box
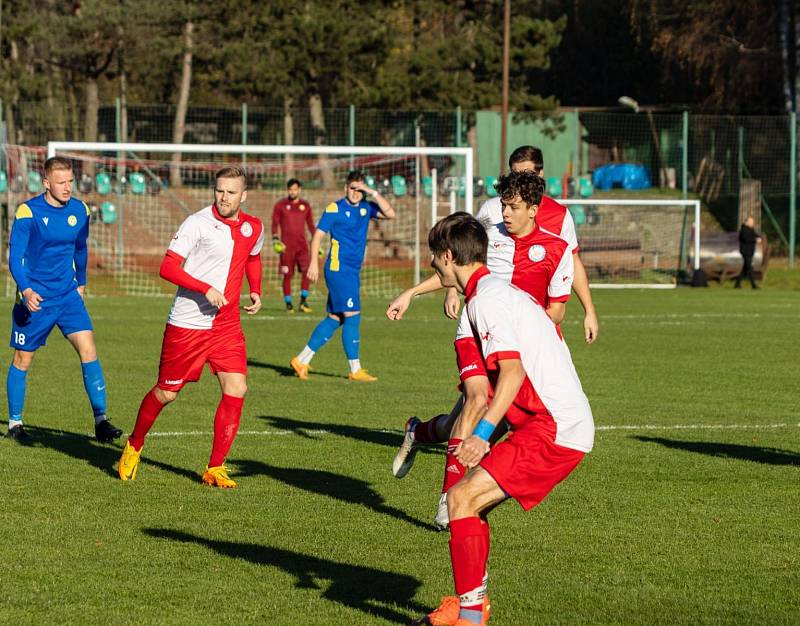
[290,170,395,382]
[271,178,316,313]
[6,156,122,443]
[411,212,594,626]
[118,167,264,487]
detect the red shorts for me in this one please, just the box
[480,422,584,511]
[157,324,247,391]
[279,245,310,275]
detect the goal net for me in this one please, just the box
[561,198,701,287]
[2,142,473,297]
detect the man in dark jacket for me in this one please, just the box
[735,216,762,289]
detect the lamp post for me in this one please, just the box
[618,96,666,187]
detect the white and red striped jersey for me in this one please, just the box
[464,267,594,452]
[167,205,264,330]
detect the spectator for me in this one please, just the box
[735,216,762,289]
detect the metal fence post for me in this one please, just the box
[115,97,124,271]
[682,111,688,198]
[455,105,462,147]
[790,111,797,267]
[349,104,355,169]
[241,103,248,166]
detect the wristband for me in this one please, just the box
[473,418,496,442]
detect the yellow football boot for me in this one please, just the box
[290,357,310,380]
[118,441,142,481]
[348,368,377,382]
[202,465,237,488]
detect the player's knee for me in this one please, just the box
[224,381,247,398]
[12,351,34,370]
[79,346,98,362]
[154,387,178,404]
[447,481,473,518]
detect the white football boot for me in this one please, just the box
[392,416,420,478]
[434,492,450,531]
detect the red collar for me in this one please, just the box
[212,204,242,226]
[510,221,539,242]
[463,266,491,303]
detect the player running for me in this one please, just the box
[271,178,316,313]
[117,167,264,487]
[411,212,594,626]
[6,156,123,443]
[289,170,395,382]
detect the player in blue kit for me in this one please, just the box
[6,157,122,443]
[290,170,396,381]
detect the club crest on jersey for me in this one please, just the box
[529,244,546,262]
[299,204,305,211]
[345,210,351,218]
[67,215,78,227]
[360,208,367,217]
[240,222,253,237]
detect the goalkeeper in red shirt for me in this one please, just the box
[271,178,316,313]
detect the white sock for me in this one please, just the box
[298,346,315,365]
[94,414,107,426]
[348,359,361,373]
[8,419,23,430]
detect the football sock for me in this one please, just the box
[129,388,166,451]
[283,294,292,304]
[300,289,309,300]
[209,394,244,467]
[6,364,27,425]
[298,346,315,365]
[80,360,108,423]
[307,316,341,352]
[300,271,311,291]
[442,438,466,492]
[413,414,449,443]
[449,516,489,622]
[348,359,361,373]
[341,314,361,360]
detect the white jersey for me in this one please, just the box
[464,268,594,452]
[167,205,264,330]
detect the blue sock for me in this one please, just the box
[284,295,292,304]
[300,290,309,299]
[307,316,341,352]
[342,314,361,360]
[6,364,27,424]
[81,360,107,422]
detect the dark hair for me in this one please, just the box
[287,178,301,188]
[508,145,544,171]
[428,212,488,265]
[346,170,365,185]
[44,157,73,177]
[496,170,545,206]
[215,166,248,188]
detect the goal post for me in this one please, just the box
[561,197,702,288]
[36,141,474,297]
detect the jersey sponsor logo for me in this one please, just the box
[529,244,546,262]
[42,217,49,226]
[492,241,505,249]
[68,215,77,227]
[164,378,184,385]
[459,363,478,376]
[240,221,253,237]
[360,208,367,216]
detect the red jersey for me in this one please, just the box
[271,198,315,247]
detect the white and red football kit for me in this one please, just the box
[157,204,264,391]
[463,267,594,509]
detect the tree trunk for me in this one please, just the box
[309,92,335,189]
[284,97,295,180]
[779,0,797,114]
[84,76,99,176]
[171,20,193,188]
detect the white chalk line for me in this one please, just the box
[144,423,798,437]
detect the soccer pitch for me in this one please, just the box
[1,288,798,625]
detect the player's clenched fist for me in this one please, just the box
[22,288,43,312]
[204,286,228,308]
[455,435,490,469]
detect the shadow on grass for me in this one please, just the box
[143,528,426,624]
[247,359,340,379]
[235,458,438,532]
[634,436,800,466]
[257,414,440,455]
[20,424,199,481]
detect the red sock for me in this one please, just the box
[208,394,244,467]
[449,517,489,612]
[479,518,491,581]
[442,438,466,493]
[128,388,166,451]
[414,414,448,443]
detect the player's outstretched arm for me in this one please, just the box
[456,358,525,468]
[306,229,326,283]
[572,255,598,343]
[386,272,444,320]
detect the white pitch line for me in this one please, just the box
[141,423,798,437]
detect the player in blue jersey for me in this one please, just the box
[6,157,122,443]
[290,170,396,381]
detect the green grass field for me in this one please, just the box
[1,285,799,625]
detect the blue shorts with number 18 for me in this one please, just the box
[325,267,360,314]
[10,288,93,351]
